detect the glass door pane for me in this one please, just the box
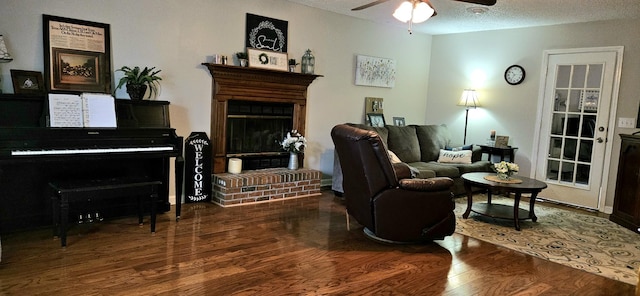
[546,63,603,187]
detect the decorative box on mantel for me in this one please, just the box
[212,168,321,207]
[201,63,322,174]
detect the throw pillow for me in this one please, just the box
[387,150,402,163]
[437,149,472,164]
[386,125,421,163]
[415,125,452,161]
[388,150,419,178]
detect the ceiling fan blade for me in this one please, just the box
[352,0,392,11]
[453,0,497,6]
[421,0,438,17]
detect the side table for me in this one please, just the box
[479,145,518,162]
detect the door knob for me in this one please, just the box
[598,126,605,132]
[597,137,604,143]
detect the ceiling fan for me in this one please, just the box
[352,0,496,12]
[352,0,496,33]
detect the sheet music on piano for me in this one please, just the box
[48,93,117,128]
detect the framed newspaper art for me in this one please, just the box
[43,15,112,94]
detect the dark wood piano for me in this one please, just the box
[0,94,184,233]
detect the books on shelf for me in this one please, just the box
[48,93,117,128]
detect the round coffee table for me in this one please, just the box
[461,172,547,231]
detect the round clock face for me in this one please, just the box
[505,65,525,85]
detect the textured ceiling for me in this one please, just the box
[285,0,640,35]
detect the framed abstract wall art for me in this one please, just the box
[355,55,396,88]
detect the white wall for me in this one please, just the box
[427,19,640,208]
[0,0,432,192]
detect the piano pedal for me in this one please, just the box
[95,212,104,222]
[86,213,94,223]
[78,214,84,224]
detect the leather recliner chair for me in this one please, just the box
[331,124,456,243]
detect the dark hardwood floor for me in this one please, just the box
[0,190,635,295]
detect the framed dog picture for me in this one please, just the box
[11,70,45,94]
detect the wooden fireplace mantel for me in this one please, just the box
[202,63,321,173]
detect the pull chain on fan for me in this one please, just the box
[392,0,435,34]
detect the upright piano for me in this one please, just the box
[0,94,183,233]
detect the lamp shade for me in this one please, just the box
[392,2,414,23]
[393,1,435,24]
[458,89,480,108]
[411,2,435,23]
[0,35,13,62]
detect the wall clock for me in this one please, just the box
[504,65,525,85]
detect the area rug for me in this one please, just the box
[454,194,640,285]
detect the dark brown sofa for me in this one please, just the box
[332,123,492,195]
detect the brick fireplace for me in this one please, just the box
[203,64,321,206]
[203,64,321,173]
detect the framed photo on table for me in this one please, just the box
[43,15,111,94]
[367,113,386,127]
[495,135,510,148]
[10,70,45,94]
[393,117,405,126]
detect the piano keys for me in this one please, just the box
[0,94,183,233]
[11,146,175,156]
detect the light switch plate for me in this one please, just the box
[618,117,636,128]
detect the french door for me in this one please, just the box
[535,48,623,210]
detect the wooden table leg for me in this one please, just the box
[463,182,474,219]
[513,192,522,231]
[529,191,539,222]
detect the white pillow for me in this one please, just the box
[387,150,402,163]
[437,149,472,164]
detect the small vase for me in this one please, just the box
[497,172,510,180]
[288,152,299,170]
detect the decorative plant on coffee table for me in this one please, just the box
[493,161,519,180]
[115,66,162,100]
[279,130,307,170]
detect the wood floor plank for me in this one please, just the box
[0,190,635,295]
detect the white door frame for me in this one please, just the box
[531,46,624,212]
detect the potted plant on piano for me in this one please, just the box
[115,66,162,100]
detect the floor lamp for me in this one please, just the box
[457,89,480,145]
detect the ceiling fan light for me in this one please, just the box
[392,1,413,23]
[411,2,435,23]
